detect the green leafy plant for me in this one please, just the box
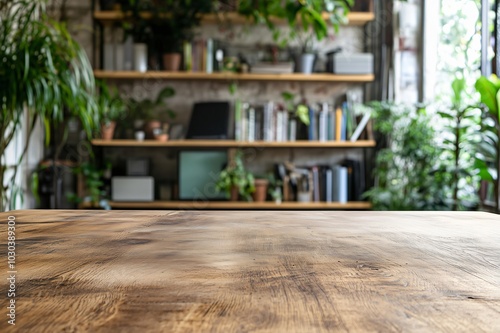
[474,75,500,212]
[215,150,255,201]
[364,102,449,210]
[126,86,176,122]
[437,76,481,210]
[267,173,283,202]
[282,91,310,125]
[151,0,213,54]
[97,81,126,126]
[0,0,99,211]
[238,0,353,51]
[68,162,111,210]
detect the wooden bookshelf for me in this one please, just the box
[94,11,375,27]
[91,139,376,148]
[82,201,372,210]
[93,71,375,82]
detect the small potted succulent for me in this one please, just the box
[216,150,255,201]
[97,81,126,140]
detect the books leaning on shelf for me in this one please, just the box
[281,159,365,203]
[234,101,373,142]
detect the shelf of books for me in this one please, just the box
[93,11,375,26]
[81,201,372,210]
[93,71,375,82]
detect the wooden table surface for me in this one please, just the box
[1,210,499,332]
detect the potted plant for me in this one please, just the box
[238,0,353,73]
[0,0,99,211]
[97,81,126,140]
[68,162,111,210]
[216,150,255,201]
[252,176,269,202]
[126,86,176,139]
[151,0,213,71]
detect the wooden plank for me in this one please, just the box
[1,210,499,332]
[93,70,375,82]
[94,11,375,26]
[91,139,376,148]
[81,201,372,210]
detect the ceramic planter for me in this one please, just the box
[101,121,116,140]
[296,54,315,74]
[162,53,181,72]
[252,179,269,202]
[230,186,239,201]
[145,120,162,139]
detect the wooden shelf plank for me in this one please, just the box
[93,71,374,82]
[94,11,375,26]
[91,139,376,148]
[82,201,372,210]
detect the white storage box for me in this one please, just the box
[332,53,374,74]
[111,176,154,202]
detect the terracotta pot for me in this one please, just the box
[162,53,181,71]
[252,179,269,202]
[144,120,161,139]
[230,186,239,201]
[101,121,116,140]
[154,133,169,142]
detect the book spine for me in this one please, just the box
[282,111,289,142]
[248,107,256,142]
[312,167,320,202]
[289,118,297,142]
[338,167,348,203]
[326,168,333,203]
[234,100,242,141]
[335,107,342,141]
[308,106,316,141]
[183,41,192,71]
[276,111,283,142]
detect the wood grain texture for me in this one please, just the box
[0,210,499,332]
[79,201,372,210]
[93,71,375,82]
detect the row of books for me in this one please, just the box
[280,159,366,203]
[234,102,372,142]
[182,38,232,73]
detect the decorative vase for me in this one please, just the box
[252,179,269,202]
[144,120,161,139]
[230,186,239,201]
[101,121,116,140]
[133,43,148,72]
[296,53,315,74]
[162,53,181,71]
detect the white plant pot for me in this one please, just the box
[133,43,148,72]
